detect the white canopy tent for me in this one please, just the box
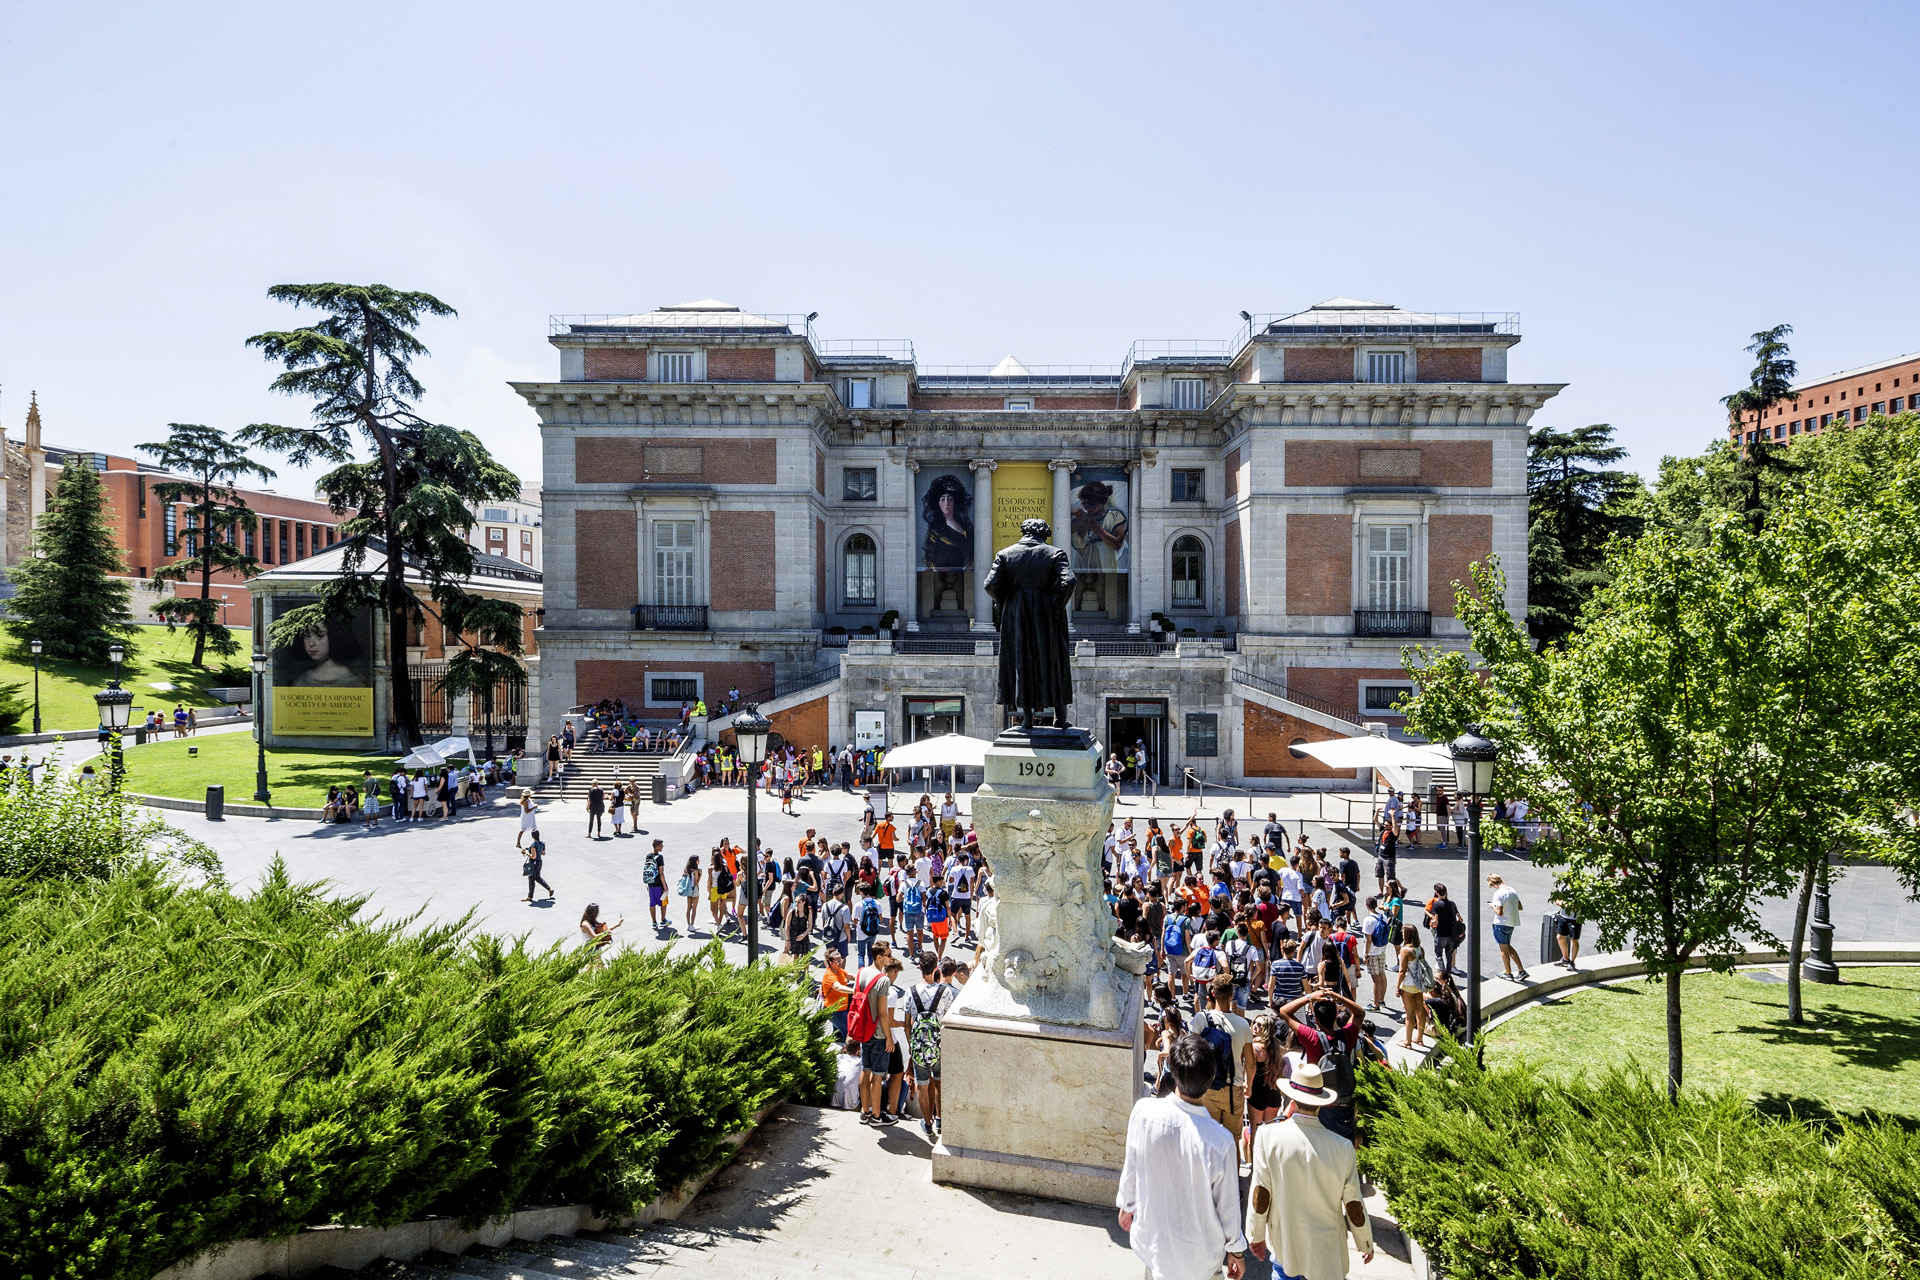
[1294,735,1459,828]
[877,733,990,794]
[399,736,477,770]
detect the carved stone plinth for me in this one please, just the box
[932,737,1148,1205]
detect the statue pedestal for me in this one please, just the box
[930,737,1148,1206]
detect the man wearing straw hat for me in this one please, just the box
[1245,1060,1375,1279]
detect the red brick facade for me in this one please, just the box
[583,348,650,380]
[768,695,830,753]
[1730,352,1920,446]
[1287,666,1413,722]
[705,347,777,381]
[574,509,637,608]
[710,510,777,611]
[1284,440,1491,488]
[1243,702,1357,779]
[1285,514,1350,615]
[573,437,778,485]
[1284,348,1354,382]
[575,659,775,711]
[1427,514,1492,618]
[1417,348,1482,382]
[1224,519,1242,618]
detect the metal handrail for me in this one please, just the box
[816,339,915,361]
[1181,769,1253,809]
[1353,609,1431,639]
[1229,666,1364,727]
[550,313,817,344]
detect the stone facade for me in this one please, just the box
[518,299,1563,787]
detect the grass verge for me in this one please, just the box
[0,625,254,732]
[120,728,397,809]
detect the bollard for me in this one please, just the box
[206,784,224,821]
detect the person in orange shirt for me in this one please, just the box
[875,812,898,860]
[821,951,854,1042]
[720,838,741,934]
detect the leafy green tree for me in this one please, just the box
[1722,323,1805,531]
[240,284,520,746]
[1401,545,1819,1101]
[140,423,275,667]
[1525,423,1640,647]
[5,456,140,661]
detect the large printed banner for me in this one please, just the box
[991,461,1054,551]
[271,596,374,737]
[1068,464,1131,574]
[916,468,976,572]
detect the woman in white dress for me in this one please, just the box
[516,790,538,849]
[611,783,627,836]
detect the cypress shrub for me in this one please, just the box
[0,861,832,1280]
[1359,1041,1920,1278]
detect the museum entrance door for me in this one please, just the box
[1105,699,1168,786]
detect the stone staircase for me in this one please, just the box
[535,751,668,802]
[345,1223,940,1279]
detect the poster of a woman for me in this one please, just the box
[918,472,974,571]
[271,597,376,737]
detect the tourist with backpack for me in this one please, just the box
[847,942,893,1125]
[1193,976,1252,1159]
[819,888,851,964]
[1117,1033,1250,1280]
[947,858,975,942]
[708,848,736,934]
[1223,929,1256,1013]
[902,873,928,957]
[855,886,884,969]
[1161,902,1192,998]
[1396,924,1436,1050]
[678,856,702,934]
[1424,882,1464,977]
[1361,895,1394,1010]
[644,838,669,929]
[1189,930,1222,988]
[1275,988,1367,1143]
[907,952,956,1142]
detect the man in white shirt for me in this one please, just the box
[1117,1033,1248,1280]
[1488,873,1528,981]
[1279,864,1306,930]
[1508,796,1531,849]
[1245,1060,1374,1279]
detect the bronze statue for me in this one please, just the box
[984,518,1077,733]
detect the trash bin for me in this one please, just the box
[1540,914,1560,966]
[133,726,147,746]
[206,784,225,821]
[652,775,669,805]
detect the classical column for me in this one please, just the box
[1049,459,1075,631]
[969,459,996,630]
[1125,458,1145,633]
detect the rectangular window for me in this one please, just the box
[91,453,108,472]
[522,550,533,564]
[657,352,694,383]
[1366,524,1413,610]
[1003,398,1034,410]
[1169,377,1207,410]
[844,542,877,605]
[1789,420,1800,434]
[654,519,697,605]
[487,526,506,544]
[182,509,199,556]
[1365,351,1406,383]
[843,467,878,501]
[521,529,533,545]
[482,507,510,521]
[1774,424,1784,440]
[326,526,335,545]
[244,525,255,556]
[280,522,290,561]
[651,678,699,702]
[1171,468,1206,502]
[137,479,147,518]
[844,377,874,408]
[295,524,305,558]
[1185,712,1219,758]
[1872,402,1885,415]
[164,505,177,555]
[1855,407,1868,422]
[1363,683,1416,712]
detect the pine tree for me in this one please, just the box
[6,457,140,660]
[1525,423,1639,648]
[141,424,275,667]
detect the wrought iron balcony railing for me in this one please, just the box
[1353,609,1431,638]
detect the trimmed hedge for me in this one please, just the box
[1359,1041,1920,1278]
[0,860,833,1280]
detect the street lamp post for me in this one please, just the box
[93,643,132,787]
[29,639,42,735]
[251,651,271,804]
[1448,725,1500,1045]
[732,707,772,967]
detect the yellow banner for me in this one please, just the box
[275,687,374,737]
[992,462,1055,550]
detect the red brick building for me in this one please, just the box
[1729,349,1920,446]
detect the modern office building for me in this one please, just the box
[466,485,543,570]
[1730,349,1920,446]
[519,298,1560,785]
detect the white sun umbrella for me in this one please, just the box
[876,733,991,794]
[1290,736,1434,770]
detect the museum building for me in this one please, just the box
[518,298,1560,785]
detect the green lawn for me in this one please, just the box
[1484,967,1920,1120]
[0,626,254,732]
[122,729,399,809]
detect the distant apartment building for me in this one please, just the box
[1730,350,1920,446]
[467,486,542,570]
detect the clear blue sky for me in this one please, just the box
[2,1,1913,500]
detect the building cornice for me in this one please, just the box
[1222,382,1565,428]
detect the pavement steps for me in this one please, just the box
[530,754,668,801]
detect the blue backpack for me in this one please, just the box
[1162,916,1188,957]
[1196,1011,1236,1091]
[905,881,925,914]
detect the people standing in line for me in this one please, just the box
[409,770,428,821]
[881,954,911,1125]
[585,782,606,839]
[522,831,552,902]
[1396,925,1435,1050]
[1244,1060,1374,1279]
[644,838,669,929]
[1488,873,1528,981]
[610,781,627,837]
[1193,975,1252,1146]
[821,950,854,1042]
[1433,788,1452,850]
[678,856,702,934]
[850,941,894,1125]
[1117,1033,1249,1280]
[1424,883,1464,977]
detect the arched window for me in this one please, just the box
[1171,535,1205,606]
[844,533,877,606]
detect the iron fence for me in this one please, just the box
[1353,609,1431,639]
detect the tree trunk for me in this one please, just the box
[1786,857,1816,1025]
[1665,968,1683,1104]
[191,489,212,668]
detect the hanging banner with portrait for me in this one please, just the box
[1068,465,1131,573]
[271,595,375,736]
[916,468,976,572]
[991,461,1054,551]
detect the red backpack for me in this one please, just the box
[846,971,884,1042]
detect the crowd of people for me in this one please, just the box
[321,754,523,826]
